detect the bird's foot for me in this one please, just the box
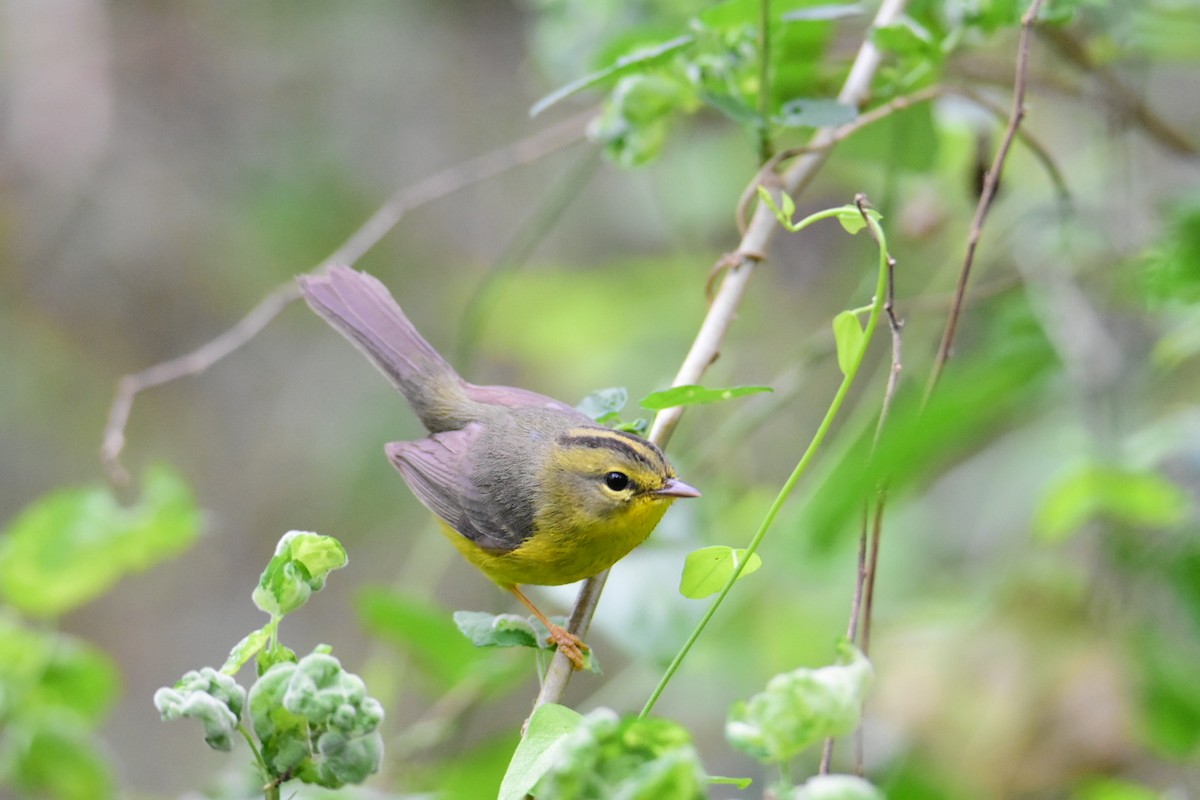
[545,622,589,670]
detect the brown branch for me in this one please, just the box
[925,0,1046,403]
[100,112,590,486]
[531,0,912,714]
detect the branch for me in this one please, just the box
[531,0,911,713]
[925,0,1046,402]
[100,111,590,486]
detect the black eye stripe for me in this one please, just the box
[558,432,660,470]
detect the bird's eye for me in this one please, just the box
[604,471,631,492]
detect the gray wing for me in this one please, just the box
[385,424,531,553]
[464,382,588,419]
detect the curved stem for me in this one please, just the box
[641,210,890,718]
[237,723,275,799]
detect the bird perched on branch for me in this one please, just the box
[300,266,699,669]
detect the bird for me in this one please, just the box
[299,265,700,669]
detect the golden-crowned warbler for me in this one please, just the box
[300,266,699,669]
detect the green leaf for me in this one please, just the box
[679,545,763,599]
[453,611,600,672]
[252,531,348,617]
[758,186,796,229]
[220,623,274,676]
[640,384,773,411]
[155,667,247,752]
[832,311,866,375]
[357,588,490,688]
[577,386,629,423]
[726,641,873,763]
[709,775,755,789]
[871,16,938,58]
[0,464,200,618]
[247,650,384,788]
[531,35,694,117]
[532,708,706,799]
[833,204,881,234]
[775,98,858,129]
[9,718,114,800]
[615,417,650,436]
[453,610,541,649]
[1033,464,1190,543]
[498,703,584,800]
[0,613,120,727]
[780,190,797,222]
[795,774,885,799]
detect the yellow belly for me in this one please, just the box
[437,497,670,587]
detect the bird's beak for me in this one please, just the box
[654,478,701,499]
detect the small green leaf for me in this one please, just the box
[155,667,247,752]
[252,531,348,617]
[758,186,797,230]
[453,611,541,649]
[679,546,763,599]
[576,387,629,422]
[708,775,754,789]
[498,703,584,800]
[781,191,797,222]
[615,417,649,436]
[833,204,881,234]
[776,98,858,129]
[220,623,274,676]
[1033,464,1190,543]
[641,384,772,411]
[871,17,938,57]
[832,311,866,375]
[0,464,200,618]
[531,35,694,117]
[794,774,885,800]
[726,641,873,763]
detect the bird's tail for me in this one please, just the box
[299,265,474,432]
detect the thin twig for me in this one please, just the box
[925,0,1046,403]
[818,498,871,776]
[531,0,911,715]
[818,195,903,777]
[100,112,591,486]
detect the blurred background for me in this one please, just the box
[1,0,1199,797]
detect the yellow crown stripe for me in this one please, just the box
[557,427,665,469]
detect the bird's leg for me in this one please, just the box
[509,585,589,670]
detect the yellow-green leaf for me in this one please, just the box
[832,311,865,375]
[680,545,763,599]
